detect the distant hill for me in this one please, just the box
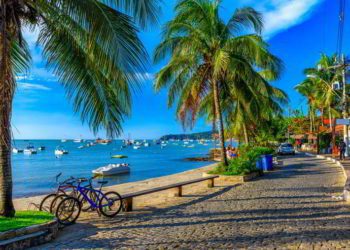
[159,131,214,140]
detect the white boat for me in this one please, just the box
[133,145,141,150]
[24,148,37,154]
[55,146,69,155]
[38,146,46,151]
[12,148,24,153]
[77,145,84,149]
[92,163,130,176]
[24,144,37,154]
[73,139,83,143]
[61,139,67,143]
[144,142,150,147]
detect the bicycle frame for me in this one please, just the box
[76,184,112,209]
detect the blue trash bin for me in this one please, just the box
[255,157,263,170]
[261,154,273,171]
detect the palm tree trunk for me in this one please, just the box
[212,79,228,166]
[0,8,16,217]
[0,129,14,217]
[243,123,249,144]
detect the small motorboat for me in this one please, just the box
[73,138,83,143]
[144,142,150,147]
[24,144,37,154]
[61,139,67,143]
[12,148,24,153]
[95,138,112,145]
[92,163,130,176]
[38,146,46,151]
[55,146,69,155]
[78,145,84,149]
[111,154,128,159]
[133,145,141,150]
[24,148,37,154]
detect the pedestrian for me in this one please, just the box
[339,140,346,160]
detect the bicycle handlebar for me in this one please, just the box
[55,172,62,182]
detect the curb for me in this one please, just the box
[0,219,58,249]
[304,152,350,202]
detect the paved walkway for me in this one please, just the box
[35,154,350,249]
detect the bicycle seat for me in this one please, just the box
[77,178,88,183]
[98,180,108,185]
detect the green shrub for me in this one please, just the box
[208,145,275,176]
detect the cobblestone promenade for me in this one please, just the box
[36,154,350,249]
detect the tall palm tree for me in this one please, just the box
[154,0,282,166]
[0,0,161,217]
[295,54,342,145]
[200,73,287,144]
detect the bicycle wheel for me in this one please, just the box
[98,191,122,218]
[56,197,81,226]
[50,194,68,213]
[39,193,57,212]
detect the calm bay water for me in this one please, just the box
[12,140,215,197]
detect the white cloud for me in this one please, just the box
[264,0,323,36]
[235,0,324,37]
[18,82,51,91]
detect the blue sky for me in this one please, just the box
[13,0,348,139]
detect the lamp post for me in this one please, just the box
[341,55,349,156]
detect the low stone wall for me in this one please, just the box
[305,152,350,202]
[0,220,58,250]
[203,171,261,183]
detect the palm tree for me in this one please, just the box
[295,54,342,146]
[200,74,287,144]
[154,0,282,166]
[0,0,161,217]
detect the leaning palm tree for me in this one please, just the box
[154,0,282,166]
[0,0,161,217]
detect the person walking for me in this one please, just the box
[339,140,346,160]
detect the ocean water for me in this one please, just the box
[12,140,216,197]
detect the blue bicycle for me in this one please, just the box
[55,178,122,225]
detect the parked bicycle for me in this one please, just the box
[55,178,122,225]
[39,173,77,212]
[49,176,96,213]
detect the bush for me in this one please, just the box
[208,145,275,176]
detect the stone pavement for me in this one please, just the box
[34,154,350,249]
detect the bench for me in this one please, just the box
[121,175,219,212]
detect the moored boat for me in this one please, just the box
[24,144,37,154]
[12,148,24,153]
[55,146,69,155]
[92,163,130,176]
[24,148,37,154]
[111,154,128,159]
[95,138,112,145]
